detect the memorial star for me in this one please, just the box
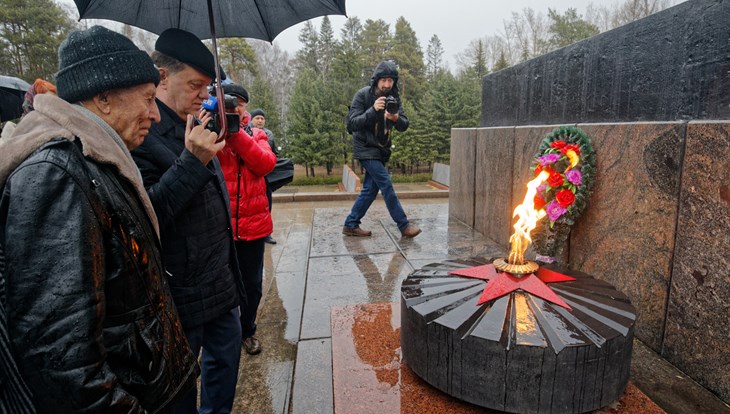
[449,264,576,309]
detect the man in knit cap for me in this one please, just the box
[131,28,244,414]
[0,26,198,413]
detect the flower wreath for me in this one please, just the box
[530,126,595,259]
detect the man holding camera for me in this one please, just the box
[131,28,243,414]
[343,60,421,238]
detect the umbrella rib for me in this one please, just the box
[178,0,183,28]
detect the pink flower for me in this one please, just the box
[546,201,567,222]
[538,154,561,166]
[565,169,582,185]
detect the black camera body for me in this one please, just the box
[385,95,399,114]
[201,94,240,135]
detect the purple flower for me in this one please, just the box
[537,183,547,196]
[546,201,567,222]
[565,169,582,185]
[537,153,561,166]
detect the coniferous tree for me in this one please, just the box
[426,34,445,82]
[295,20,320,72]
[318,16,336,78]
[547,8,600,49]
[0,0,76,80]
[218,38,258,85]
[388,17,427,106]
[360,19,391,77]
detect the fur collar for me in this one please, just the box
[0,94,159,237]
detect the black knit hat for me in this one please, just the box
[56,26,160,103]
[250,109,265,119]
[156,28,225,80]
[222,84,249,103]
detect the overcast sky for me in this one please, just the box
[271,0,601,67]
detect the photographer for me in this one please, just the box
[343,60,421,238]
[215,85,276,357]
[130,28,243,414]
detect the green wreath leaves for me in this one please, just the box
[530,126,595,258]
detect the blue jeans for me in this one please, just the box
[344,159,409,231]
[171,308,242,414]
[235,238,265,339]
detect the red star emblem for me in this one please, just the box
[449,264,576,309]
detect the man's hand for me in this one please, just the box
[185,114,225,165]
[373,96,386,111]
[385,112,399,122]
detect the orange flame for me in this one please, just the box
[507,170,549,265]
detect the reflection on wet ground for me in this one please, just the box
[229,198,674,414]
[232,197,493,413]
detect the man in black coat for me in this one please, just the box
[343,60,422,238]
[131,29,243,414]
[0,26,198,413]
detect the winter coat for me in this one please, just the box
[218,127,276,241]
[0,94,198,413]
[347,61,409,162]
[131,99,242,329]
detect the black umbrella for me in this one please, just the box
[73,0,347,134]
[0,75,30,122]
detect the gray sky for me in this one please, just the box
[271,0,601,67]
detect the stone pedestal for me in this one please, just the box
[400,257,637,414]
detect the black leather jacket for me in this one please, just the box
[347,61,409,162]
[1,138,198,413]
[131,99,242,329]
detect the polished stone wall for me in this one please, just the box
[449,121,729,403]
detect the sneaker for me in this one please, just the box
[400,224,422,238]
[242,336,262,355]
[342,226,372,237]
[264,235,277,244]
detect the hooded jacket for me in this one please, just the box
[218,126,276,241]
[0,94,198,413]
[347,61,409,162]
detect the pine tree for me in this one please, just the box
[388,17,427,106]
[0,0,75,80]
[295,21,319,72]
[426,34,444,82]
[360,19,391,76]
[318,16,336,79]
[218,38,258,85]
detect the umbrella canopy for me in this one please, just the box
[0,75,30,93]
[73,0,347,41]
[0,76,30,122]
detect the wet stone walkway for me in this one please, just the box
[231,197,506,413]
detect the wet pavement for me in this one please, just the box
[230,196,730,414]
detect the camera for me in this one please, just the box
[385,95,399,114]
[199,94,240,135]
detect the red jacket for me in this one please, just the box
[218,127,276,241]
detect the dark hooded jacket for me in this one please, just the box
[0,94,198,413]
[347,61,409,162]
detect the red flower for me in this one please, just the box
[534,194,546,209]
[560,144,581,156]
[550,140,567,150]
[556,189,575,207]
[534,164,543,176]
[547,171,564,187]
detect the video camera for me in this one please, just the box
[199,94,240,135]
[385,95,399,114]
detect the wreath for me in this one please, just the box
[530,126,595,260]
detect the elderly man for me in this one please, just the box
[131,28,244,414]
[0,26,198,413]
